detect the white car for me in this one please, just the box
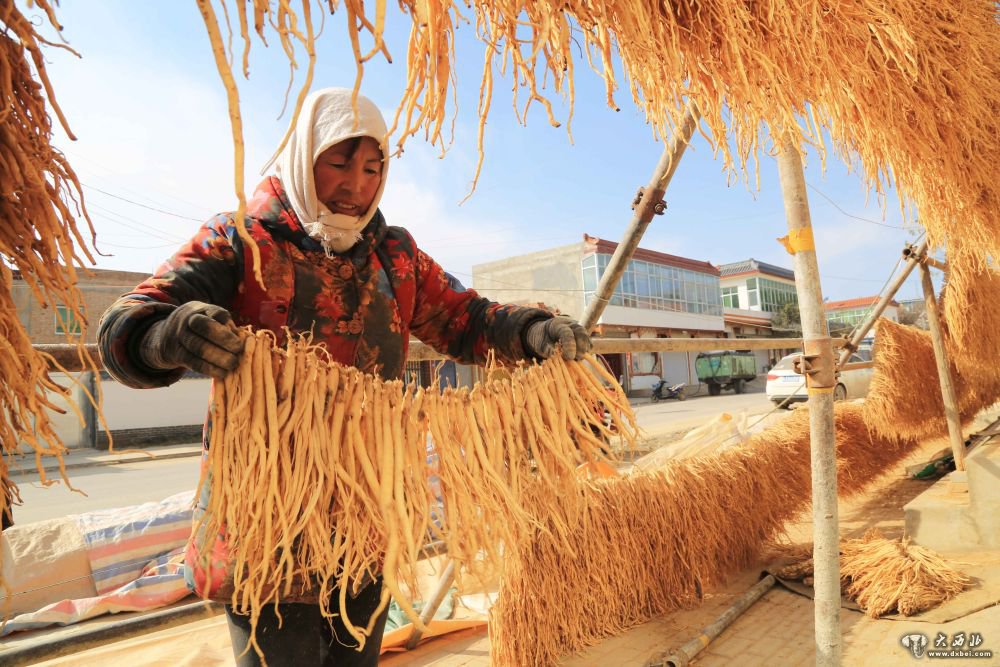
[765,353,874,408]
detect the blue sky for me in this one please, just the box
[36,0,925,303]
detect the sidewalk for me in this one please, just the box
[380,438,1000,667]
[22,442,204,477]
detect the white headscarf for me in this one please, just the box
[264,88,390,254]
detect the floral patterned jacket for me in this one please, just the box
[97,176,551,601]
[99,176,550,387]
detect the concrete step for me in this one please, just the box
[965,441,1000,549]
[904,440,1000,551]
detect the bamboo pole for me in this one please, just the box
[655,575,778,667]
[837,239,929,366]
[38,337,839,372]
[776,132,841,667]
[581,104,701,332]
[404,559,457,649]
[921,255,948,272]
[919,263,966,471]
[590,337,839,354]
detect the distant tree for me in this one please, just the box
[897,304,925,327]
[827,318,853,337]
[771,302,802,334]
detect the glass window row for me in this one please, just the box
[826,307,870,326]
[582,254,723,317]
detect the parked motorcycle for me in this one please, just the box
[650,380,687,402]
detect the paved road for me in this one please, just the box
[8,383,778,525]
[9,457,201,525]
[631,381,776,439]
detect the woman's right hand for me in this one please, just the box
[139,301,244,379]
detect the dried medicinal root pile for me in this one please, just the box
[490,402,924,666]
[0,2,99,533]
[841,529,971,618]
[771,529,971,618]
[864,311,1000,444]
[193,328,635,656]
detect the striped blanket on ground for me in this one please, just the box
[0,491,194,636]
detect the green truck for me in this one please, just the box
[695,350,757,396]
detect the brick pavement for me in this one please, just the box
[381,583,1000,667]
[381,437,1000,667]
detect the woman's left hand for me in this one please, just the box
[524,316,592,361]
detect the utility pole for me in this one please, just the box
[581,105,700,331]
[776,131,841,666]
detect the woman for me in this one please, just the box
[98,87,590,666]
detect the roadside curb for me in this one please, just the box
[12,446,203,477]
[0,600,222,667]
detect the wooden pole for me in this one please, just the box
[776,132,841,666]
[919,263,966,471]
[37,337,843,372]
[581,104,700,332]
[837,239,928,366]
[404,559,457,650]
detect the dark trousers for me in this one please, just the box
[225,580,391,666]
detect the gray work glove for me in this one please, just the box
[139,301,244,379]
[524,316,592,361]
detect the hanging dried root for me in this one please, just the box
[864,314,1000,444]
[771,529,971,618]
[197,0,999,274]
[490,400,928,666]
[193,328,635,660]
[0,2,101,537]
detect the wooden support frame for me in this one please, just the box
[776,132,841,667]
[581,104,700,332]
[919,263,966,471]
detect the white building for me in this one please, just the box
[825,296,899,334]
[718,258,798,314]
[718,259,799,371]
[472,234,726,393]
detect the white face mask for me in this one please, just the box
[265,87,390,254]
[302,218,364,255]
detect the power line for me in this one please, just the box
[86,204,189,245]
[819,273,888,283]
[83,183,206,222]
[60,146,216,216]
[98,241,184,250]
[805,183,907,229]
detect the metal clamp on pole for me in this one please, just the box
[792,337,837,390]
[838,334,857,356]
[902,242,948,272]
[836,238,929,367]
[581,103,700,332]
[631,186,667,215]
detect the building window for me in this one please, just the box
[630,351,660,375]
[582,254,722,317]
[826,306,876,331]
[758,277,798,313]
[721,286,740,308]
[54,304,83,335]
[746,278,759,308]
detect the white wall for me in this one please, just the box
[18,373,88,450]
[660,352,695,386]
[719,276,756,312]
[599,305,725,332]
[473,242,585,317]
[97,376,211,432]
